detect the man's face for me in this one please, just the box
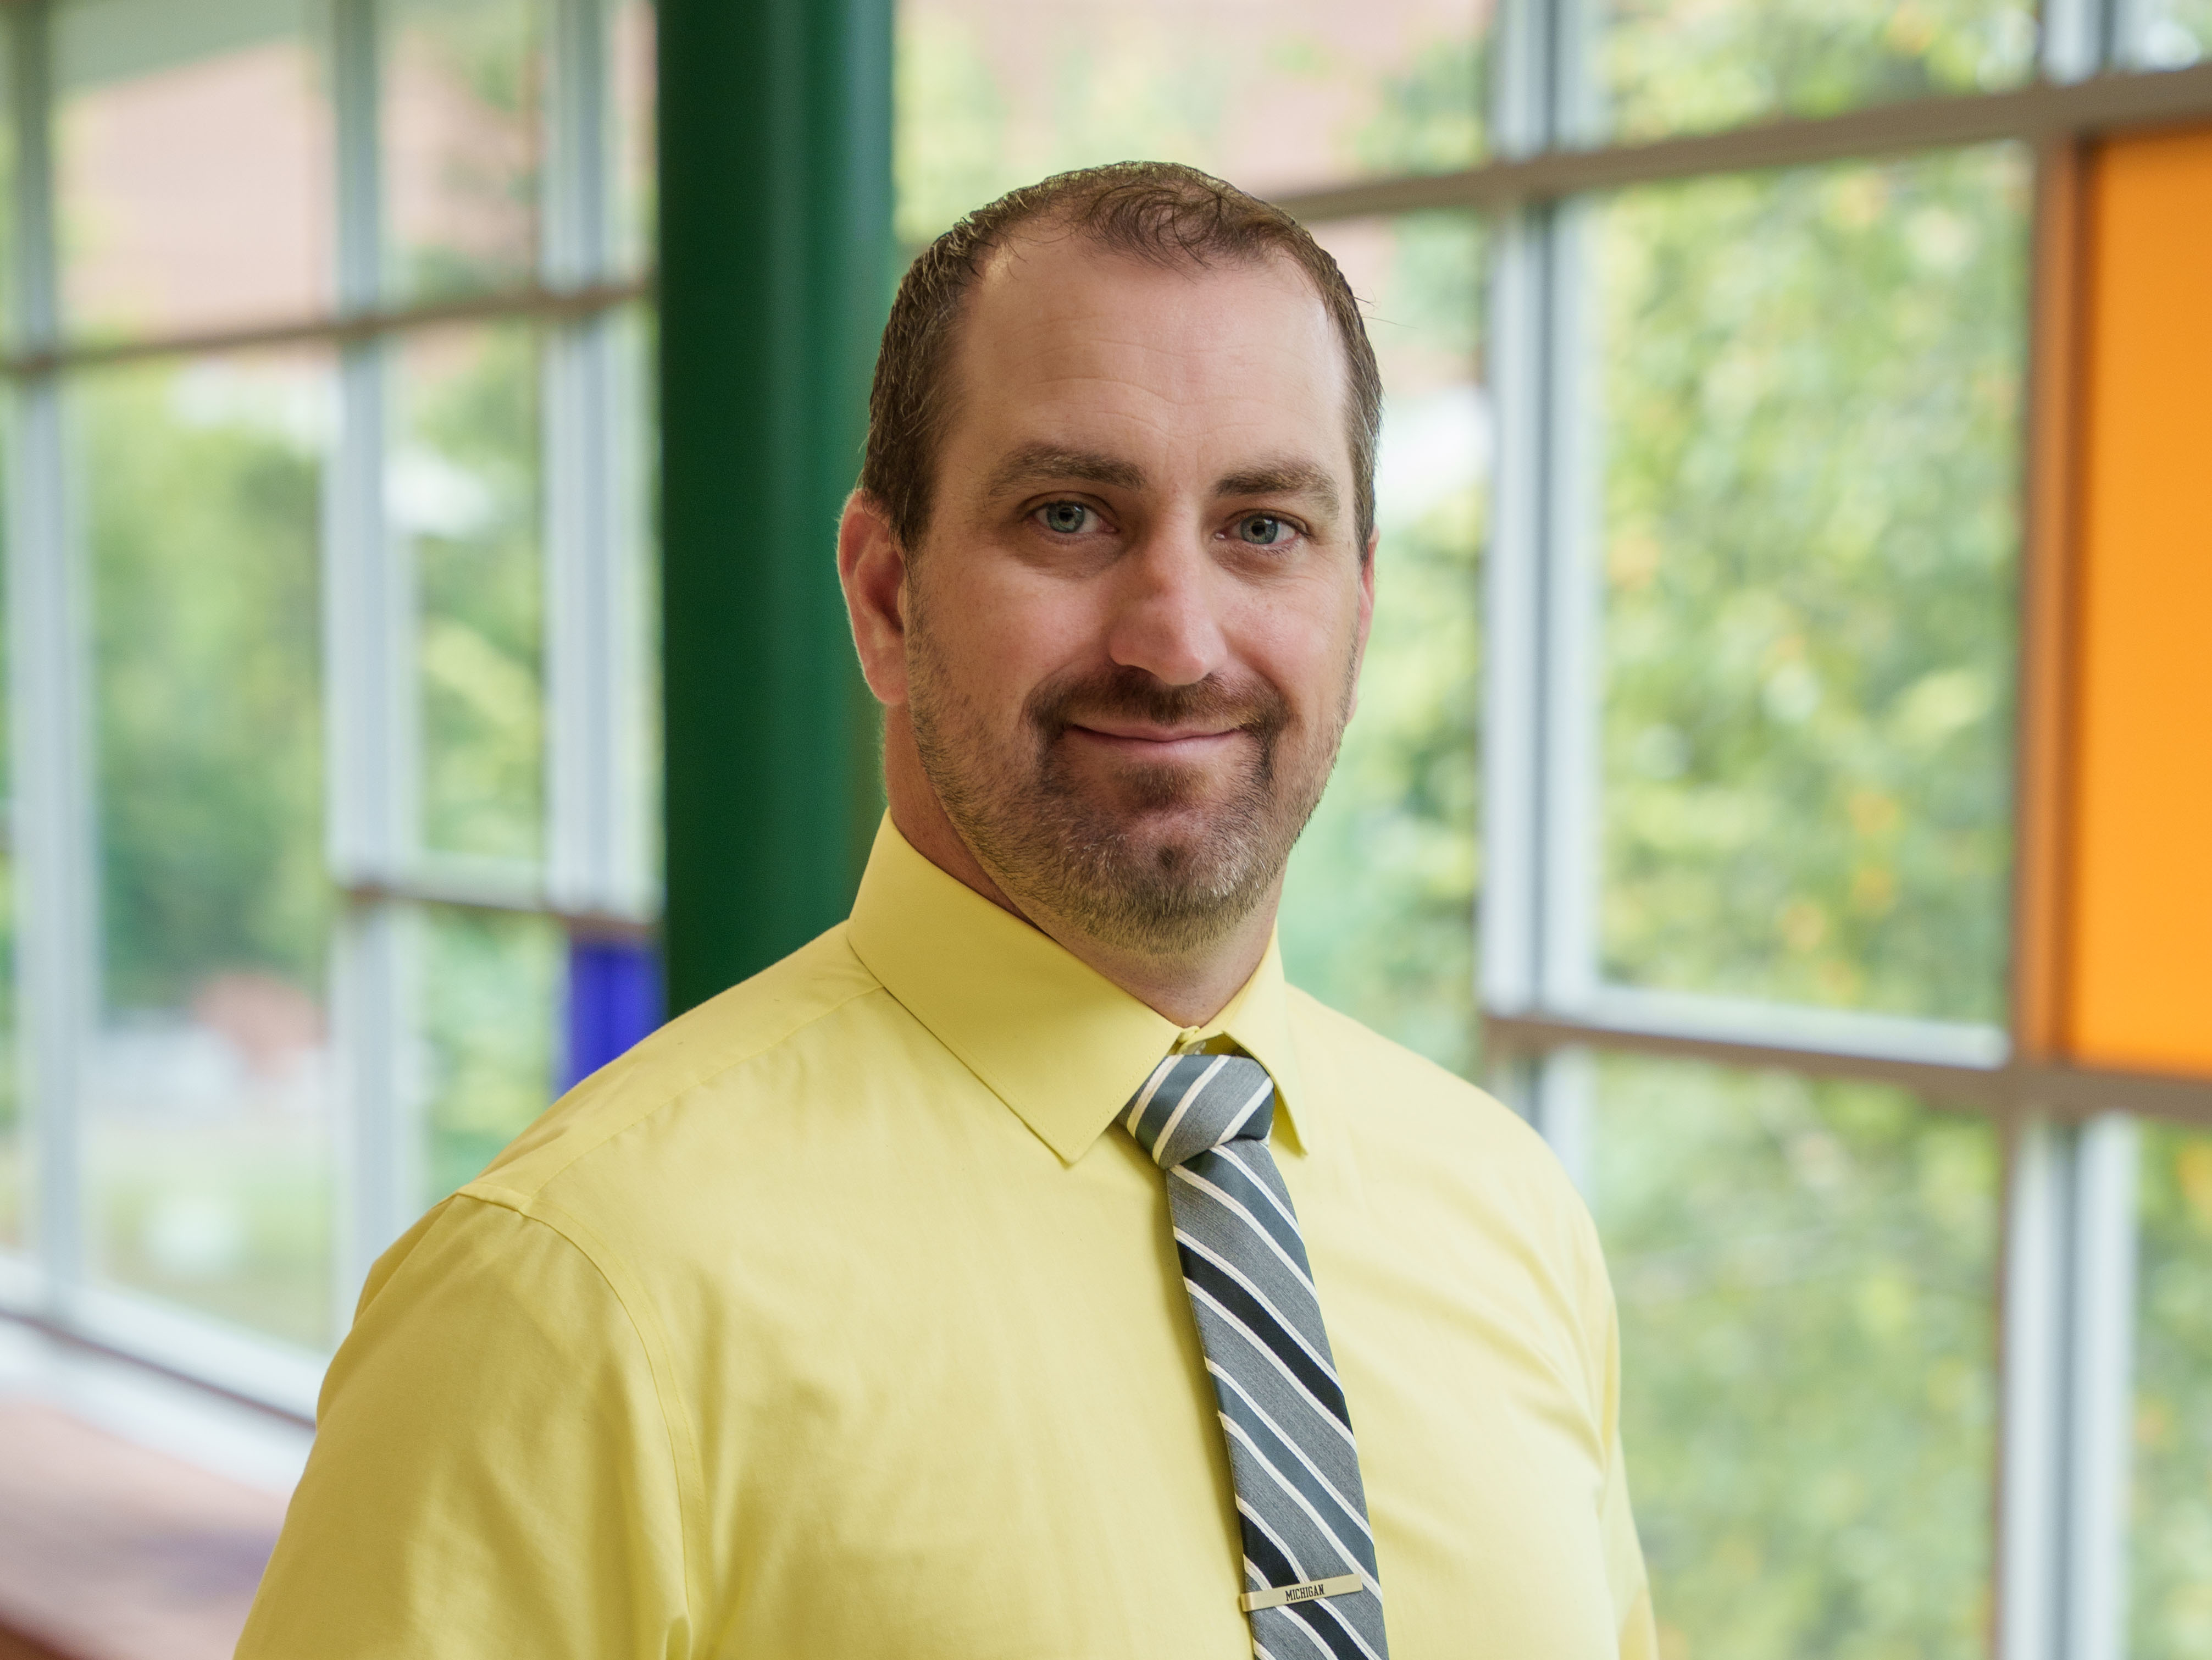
[900,233,1373,956]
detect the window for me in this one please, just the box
[82,347,337,1349]
[1284,212,1487,1077]
[895,0,1493,245]
[2133,1122,2212,1658]
[894,3,2212,1656]
[0,10,2205,1652]
[1592,148,2027,1025]
[1584,0,2038,141]
[1593,1054,1999,1655]
[0,0,657,1412]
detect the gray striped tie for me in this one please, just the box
[1124,1051,1389,1660]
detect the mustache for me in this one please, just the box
[1024,665,1291,742]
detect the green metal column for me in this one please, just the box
[658,0,893,1015]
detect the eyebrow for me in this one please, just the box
[986,444,1147,497]
[988,444,1344,519]
[1215,462,1341,518]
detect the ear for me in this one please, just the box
[839,489,911,707]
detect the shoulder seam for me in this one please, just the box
[470,969,890,1202]
[451,1189,711,1629]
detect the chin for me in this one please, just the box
[1091,796,1245,853]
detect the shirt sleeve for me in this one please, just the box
[236,1194,693,1660]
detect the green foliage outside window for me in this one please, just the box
[2140,0,2212,63]
[0,854,17,1253]
[87,361,329,1012]
[0,444,15,1251]
[401,323,546,866]
[1281,468,1482,1075]
[1597,146,2027,1023]
[1590,140,2026,1657]
[1594,1056,1999,1659]
[2132,1122,2212,1659]
[893,3,1487,247]
[1283,211,1484,1080]
[1592,0,2037,142]
[420,904,560,1204]
[81,353,335,1347]
[385,0,546,302]
[1350,35,1487,177]
[53,321,558,1349]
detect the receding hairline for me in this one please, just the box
[913,230,1364,541]
[861,161,1384,560]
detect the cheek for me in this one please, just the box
[919,558,1099,711]
[1237,588,1363,716]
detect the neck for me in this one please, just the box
[880,710,1278,1027]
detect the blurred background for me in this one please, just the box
[0,0,2206,1657]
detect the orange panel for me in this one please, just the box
[2067,125,2212,1076]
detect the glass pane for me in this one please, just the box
[0,27,18,346]
[625,305,663,897]
[0,836,18,1257]
[1279,212,1484,1078]
[382,0,545,302]
[2137,0,2212,67]
[419,905,560,1204]
[56,0,332,340]
[1583,0,2037,143]
[1594,147,2028,1023]
[0,423,16,1256]
[2065,127,2212,1078]
[80,348,335,1349]
[565,934,661,1086]
[2131,1120,2212,1659]
[1592,1053,1998,1658]
[611,0,656,276]
[895,0,1490,244]
[393,322,545,867]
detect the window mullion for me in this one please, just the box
[1999,1111,2141,1660]
[546,0,612,290]
[2063,1113,2138,1660]
[2042,0,2120,82]
[1479,208,1546,1026]
[326,0,422,1316]
[1490,0,1552,159]
[1537,195,1599,1015]
[543,0,647,923]
[2000,1114,2071,1660]
[4,0,94,1318]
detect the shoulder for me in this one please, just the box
[1287,986,1595,1255]
[462,922,895,1210]
[1288,986,1554,1167]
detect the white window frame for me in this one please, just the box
[0,0,656,1423]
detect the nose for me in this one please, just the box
[1102,524,1229,688]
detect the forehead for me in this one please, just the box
[940,234,1351,480]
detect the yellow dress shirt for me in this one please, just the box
[239,819,1655,1659]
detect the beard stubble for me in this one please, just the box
[905,597,1354,958]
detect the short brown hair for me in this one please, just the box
[860,161,1384,557]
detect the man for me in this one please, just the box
[239,163,1654,1659]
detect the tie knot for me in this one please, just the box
[1122,1052,1275,1169]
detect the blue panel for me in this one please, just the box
[564,935,663,1089]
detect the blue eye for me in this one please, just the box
[1237,514,1291,546]
[1039,502,1093,534]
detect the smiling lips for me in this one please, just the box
[1064,721,1246,760]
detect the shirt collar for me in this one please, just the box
[846,816,1316,1166]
